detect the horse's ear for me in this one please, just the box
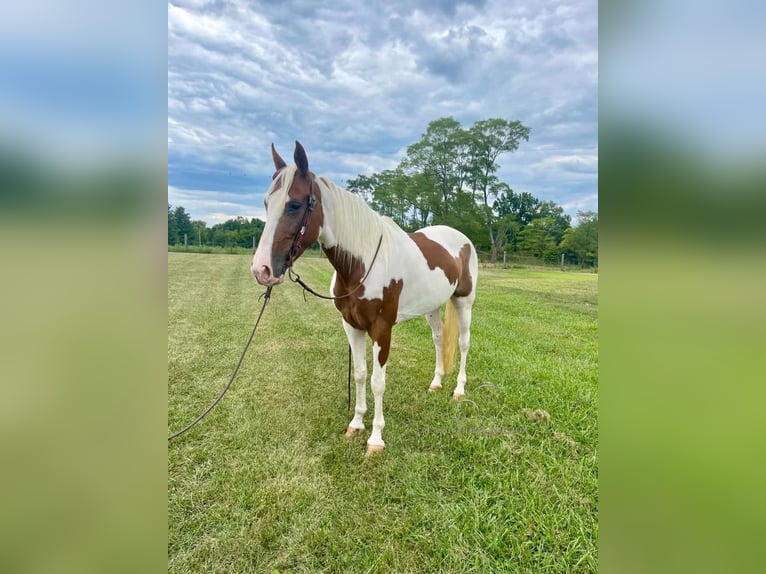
[271,143,287,171]
[294,140,309,176]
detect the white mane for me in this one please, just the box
[316,175,399,264]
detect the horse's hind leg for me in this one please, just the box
[425,309,444,392]
[452,297,473,399]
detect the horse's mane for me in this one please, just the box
[316,174,399,265]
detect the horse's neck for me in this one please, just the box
[318,182,386,284]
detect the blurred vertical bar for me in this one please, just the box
[600,1,766,573]
[0,1,166,573]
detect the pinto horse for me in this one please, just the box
[252,141,478,454]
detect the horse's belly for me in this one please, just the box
[395,276,456,322]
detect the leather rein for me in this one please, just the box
[284,174,382,301]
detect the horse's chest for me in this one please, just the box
[333,279,404,334]
[335,298,384,331]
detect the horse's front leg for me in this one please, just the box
[367,329,391,455]
[343,321,367,437]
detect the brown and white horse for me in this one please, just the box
[252,141,478,454]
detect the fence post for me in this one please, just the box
[503,251,507,265]
[184,233,188,250]
[561,252,565,270]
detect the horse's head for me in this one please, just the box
[251,141,323,286]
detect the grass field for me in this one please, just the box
[168,252,598,573]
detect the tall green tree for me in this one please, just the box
[363,169,409,227]
[404,117,466,211]
[467,118,531,261]
[167,204,178,245]
[536,201,572,245]
[191,220,207,246]
[494,190,540,226]
[345,173,377,204]
[173,206,193,245]
[517,218,558,261]
[348,169,441,231]
[559,211,598,266]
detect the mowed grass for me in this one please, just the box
[168,253,598,573]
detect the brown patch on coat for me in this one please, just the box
[454,243,473,297]
[323,245,367,296]
[270,173,324,275]
[409,233,474,297]
[323,245,403,367]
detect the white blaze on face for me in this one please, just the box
[251,168,293,285]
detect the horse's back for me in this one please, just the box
[413,225,474,255]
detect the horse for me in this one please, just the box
[252,141,478,454]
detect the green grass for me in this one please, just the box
[168,253,598,573]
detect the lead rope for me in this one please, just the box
[168,286,273,441]
[347,345,352,414]
[286,235,382,415]
[287,234,383,301]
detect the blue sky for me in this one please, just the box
[168,0,598,226]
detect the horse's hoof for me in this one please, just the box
[452,392,465,400]
[344,426,363,438]
[365,444,385,456]
[428,384,442,392]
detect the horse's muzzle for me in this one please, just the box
[252,264,285,286]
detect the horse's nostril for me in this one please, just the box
[255,265,273,285]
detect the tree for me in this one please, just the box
[173,206,193,245]
[494,189,540,226]
[167,204,178,245]
[467,119,531,261]
[536,200,572,245]
[348,169,441,231]
[517,218,558,261]
[345,174,377,204]
[436,191,488,250]
[404,117,466,211]
[191,220,207,246]
[559,211,598,266]
[494,216,522,255]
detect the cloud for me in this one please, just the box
[168,0,598,225]
[562,193,599,221]
[168,185,266,223]
[533,153,599,174]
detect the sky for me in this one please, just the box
[167,0,598,226]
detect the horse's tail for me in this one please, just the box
[442,298,459,374]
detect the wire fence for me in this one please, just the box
[168,244,597,271]
[476,250,598,271]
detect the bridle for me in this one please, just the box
[282,174,383,302]
[282,174,318,275]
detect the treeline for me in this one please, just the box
[167,116,597,266]
[167,204,264,248]
[347,116,597,266]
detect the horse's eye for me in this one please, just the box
[286,200,303,213]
